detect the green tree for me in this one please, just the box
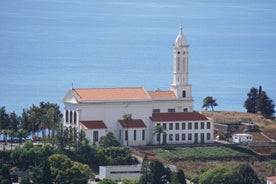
[20,109,32,134]
[150,160,171,184]
[15,129,29,146]
[199,166,235,184]
[48,154,90,184]
[9,112,20,132]
[122,178,139,184]
[28,102,62,141]
[41,159,53,184]
[0,107,10,130]
[99,179,117,184]
[234,163,260,184]
[99,132,120,148]
[257,91,275,118]
[244,87,259,113]
[123,113,132,146]
[177,169,186,184]
[264,160,276,176]
[1,164,11,184]
[202,96,218,111]
[153,125,166,145]
[139,155,151,184]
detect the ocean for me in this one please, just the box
[0,0,276,114]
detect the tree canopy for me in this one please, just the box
[202,96,218,111]
[153,125,166,145]
[198,166,235,184]
[244,86,275,118]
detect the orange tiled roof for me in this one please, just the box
[267,176,276,181]
[148,90,176,99]
[150,112,209,122]
[80,120,107,129]
[73,87,150,101]
[118,119,147,128]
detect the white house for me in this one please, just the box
[62,25,214,146]
[232,133,253,143]
[267,176,276,184]
[99,165,141,180]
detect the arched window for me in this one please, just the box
[65,110,69,123]
[74,111,77,124]
[70,111,73,124]
[182,91,186,98]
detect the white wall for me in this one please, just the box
[99,165,141,180]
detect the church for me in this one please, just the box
[62,26,213,146]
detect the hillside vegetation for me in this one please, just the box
[201,111,276,140]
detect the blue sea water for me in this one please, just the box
[0,0,276,114]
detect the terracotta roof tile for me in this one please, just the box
[80,120,107,129]
[148,91,176,99]
[150,112,209,122]
[74,87,150,101]
[118,119,147,128]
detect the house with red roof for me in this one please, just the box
[62,26,213,146]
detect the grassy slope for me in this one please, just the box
[201,111,276,140]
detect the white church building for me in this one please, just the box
[62,26,214,146]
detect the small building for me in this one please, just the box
[232,133,253,143]
[99,165,141,180]
[267,176,276,184]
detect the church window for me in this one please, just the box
[177,57,180,71]
[153,109,160,113]
[93,131,99,142]
[177,51,180,54]
[175,123,179,130]
[207,122,211,129]
[163,123,167,130]
[169,123,173,130]
[134,130,136,140]
[201,122,205,129]
[183,51,185,55]
[182,91,186,98]
[183,58,185,71]
[188,122,192,130]
[194,122,198,129]
[73,111,77,124]
[207,133,211,140]
[183,108,188,112]
[65,110,69,123]
[125,130,128,141]
[182,123,186,130]
[169,134,173,141]
[188,133,192,140]
[70,111,73,124]
[142,130,145,140]
[168,108,175,112]
[175,134,179,141]
[182,133,186,141]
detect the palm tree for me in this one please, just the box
[123,113,132,146]
[1,129,10,146]
[153,125,166,145]
[202,96,218,111]
[16,129,29,147]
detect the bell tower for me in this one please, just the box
[170,25,192,99]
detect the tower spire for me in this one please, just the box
[171,25,191,99]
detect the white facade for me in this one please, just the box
[62,26,213,146]
[232,133,253,143]
[99,165,141,180]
